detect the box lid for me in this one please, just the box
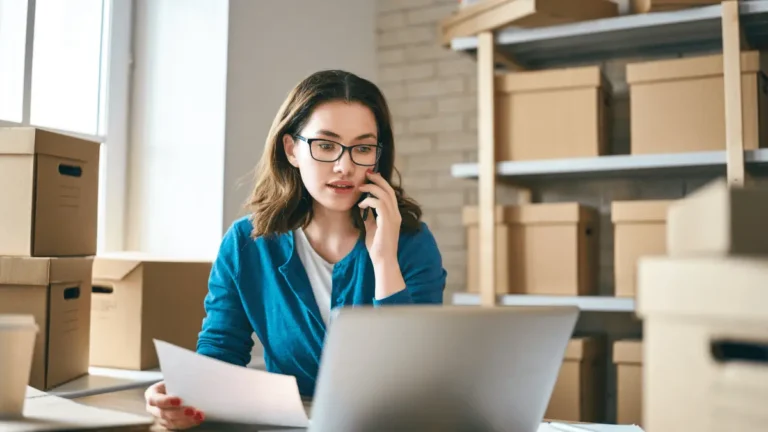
[496,65,607,93]
[463,203,597,225]
[613,340,643,364]
[93,252,212,281]
[627,51,765,85]
[0,127,101,161]
[611,200,674,223]
[636,256,768,322]
[0,257,93,286]
[563,337,605,361]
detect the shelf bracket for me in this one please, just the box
[721,0,748,187]
[478,30,497,307]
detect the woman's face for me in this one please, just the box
[284,100,380,214]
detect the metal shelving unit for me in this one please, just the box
[450,1,768,68]
[453,293,635,313]
[451,149,768,182]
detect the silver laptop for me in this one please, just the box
[308,305,579,432]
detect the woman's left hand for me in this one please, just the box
[358,170,401,266]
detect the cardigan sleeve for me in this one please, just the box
[196,223,255,366]
[373,222,447,306]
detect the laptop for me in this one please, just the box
[307,305,580,432]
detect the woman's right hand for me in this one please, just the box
[144,381,205,430]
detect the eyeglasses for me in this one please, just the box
[295,135,381,167]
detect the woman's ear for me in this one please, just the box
[283,134,299,168]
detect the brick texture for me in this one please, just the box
[376,0,710,302]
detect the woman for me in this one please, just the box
[144,70,447,430]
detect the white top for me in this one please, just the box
[293,228,334,326]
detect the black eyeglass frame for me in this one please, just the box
[294,134,382,167]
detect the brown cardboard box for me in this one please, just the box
[495,65,611,161]
[612,200,672,297]
[667,178,768,257]
[631,0,719,13]
[545,337,606,423]
[463,203,598,295]
[627,51,768,155]
[636,256,768,430]
[0,257,93,390]
[0,127,101,257]
[440,0,618,45]
[89,253,212,370]
[613,340,643,426]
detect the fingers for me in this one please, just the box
[364,171,397,202]
[147,392,182,409]
[359,183,394,214]
[151,406,204,430]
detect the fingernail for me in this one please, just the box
[367,168,373,174]
[185,408,194,416]
[171,399,181,407]
[195,412,204,422]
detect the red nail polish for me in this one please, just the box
[195,412,204,422]
[367,168,373,174]
[171,399,181,407]
[185,408,194,416]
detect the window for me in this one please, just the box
[0,0,132,253]
[30,0,110,136]
[0,0,28,123]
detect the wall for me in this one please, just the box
[126,0,229,257]
[222,0,378,230]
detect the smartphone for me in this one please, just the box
[361,160,380,222]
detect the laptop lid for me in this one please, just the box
[309,305,579,432]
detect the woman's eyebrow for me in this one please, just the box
[317,129,377,141]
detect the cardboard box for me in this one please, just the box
[627,51,768,155]
[440,0,618,45]
[90,253,212,370]
[0,127,101,257]
[463,203,598,295]
[495,65,611,161]
[667,178,768,257]
[613,340,643,426]
[612,200,672,297]
[545,337,606,423]
[631,0,720,13]
[0,257,93,390]
[636,256,768,430]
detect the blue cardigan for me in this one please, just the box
[196,216,447,397]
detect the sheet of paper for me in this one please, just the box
[2,392,153,431]
[154,339,310,428]
[539,422,645,432]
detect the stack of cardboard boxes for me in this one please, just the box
[636,179,768,430]
[0,127,214,389]
[0,127,100,390]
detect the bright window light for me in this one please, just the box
[0,0,28,123]
[30,0,106,136]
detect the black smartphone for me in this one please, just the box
[361,160,380,221]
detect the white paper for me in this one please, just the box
[154,339,310,428]
[540,422,645,432]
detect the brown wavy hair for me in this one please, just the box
[245,70,422,239]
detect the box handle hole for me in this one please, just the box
[58,164,83,177]
[585,228,593,236]
[63,287,81,300]
[93,286,114,294]
[711,339,768,365]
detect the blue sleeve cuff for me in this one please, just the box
[373,288,414,306]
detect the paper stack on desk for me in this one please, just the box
[154,339,310,428]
